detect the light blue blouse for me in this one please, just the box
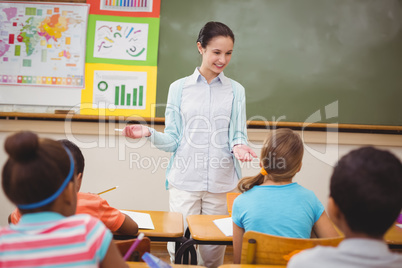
[147,68,249,191]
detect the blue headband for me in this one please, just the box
[17,147,75,210]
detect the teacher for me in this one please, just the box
[123,21,256,268]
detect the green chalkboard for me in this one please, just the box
[156,0,402,126]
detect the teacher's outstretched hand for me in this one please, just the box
[122,125,150,139]
[233,144,257,162]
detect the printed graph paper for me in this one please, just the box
[101,0,153,12]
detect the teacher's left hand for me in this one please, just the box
[233,144,257,162]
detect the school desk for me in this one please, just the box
[175,215,232,264]
[114,210,186,254]
[127,262,204,268]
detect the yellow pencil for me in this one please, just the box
[97,186,118,195]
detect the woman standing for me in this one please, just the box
[123,21,256,267]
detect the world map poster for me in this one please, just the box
[0,1,89,88]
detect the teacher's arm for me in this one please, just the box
[123,81,183,153]
[230,83,257,162]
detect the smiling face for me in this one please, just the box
[197,35,234,82]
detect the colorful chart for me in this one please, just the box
[0,2,89,88]
[81,63,157,117]
[93,70,147,109]
[86,15,159,66]
[94,21,148,61]
[101,0,153,12]
[86,0,160,18]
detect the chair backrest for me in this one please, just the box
[241,231,344,265]
[226,192,241,216]
[113,237,151,262]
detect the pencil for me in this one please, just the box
[97,186,118,195]
[123,232,145,261]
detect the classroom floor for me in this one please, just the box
[150,242,233,264]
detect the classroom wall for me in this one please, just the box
[0,119,401,227]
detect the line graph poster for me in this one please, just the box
[86,15,159,66]
[0,1,89,88]
[81,63,156,117]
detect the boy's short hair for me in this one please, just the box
[330,146,402,237]
[58,139,85,175]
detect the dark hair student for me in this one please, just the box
[2,131,73,213]
[288,146,402,268]
[1,131,128,267]
[330,146,402,237]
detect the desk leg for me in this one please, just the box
[185,227,191,239]
[175,238,197,265]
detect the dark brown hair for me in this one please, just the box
[238,128,304,192]
[2,131,71,212]
[59,139,85,175]
[197,21,235,48]
[330,146,402,237]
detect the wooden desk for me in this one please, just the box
[175,215,232,264]
[186,215,232,242]
[384,223,402,250]
[127,261,204,267]
[114,210,186,253]
[336,222,402,250]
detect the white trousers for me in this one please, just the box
[168,187,232,268]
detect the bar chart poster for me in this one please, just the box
[94,70,146,109]
[86,15,159,66]
[81,63,157,117]
[86,0,160,18]
[0,1,89,88]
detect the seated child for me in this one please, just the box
[232,128,339,263]
[0,131,127,267]
[288,146,402,267]
[9,139,138,236]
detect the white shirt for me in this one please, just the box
[167,68,237,193]
[288,238,402,268]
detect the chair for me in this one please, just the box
[113,237,151,262]
[241,231,344,265]
[226,192,241,216]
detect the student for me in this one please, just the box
[0,131,127,267]
[9,139,139,236]
[288,146,402,268]
[123,21,257,267]
[232,128,339,263]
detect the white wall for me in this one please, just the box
[0,119,401,227]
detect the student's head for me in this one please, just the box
[329,146,402,238]
[196,21,235,77]
[238,128,304,192]
[2,131,77,216]
[58,139,85,192]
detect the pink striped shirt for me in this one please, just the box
[0,212,112,267]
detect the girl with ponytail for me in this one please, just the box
[232,128,339,263]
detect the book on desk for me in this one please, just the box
[213,217,233,236]
[120,210,155,230]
